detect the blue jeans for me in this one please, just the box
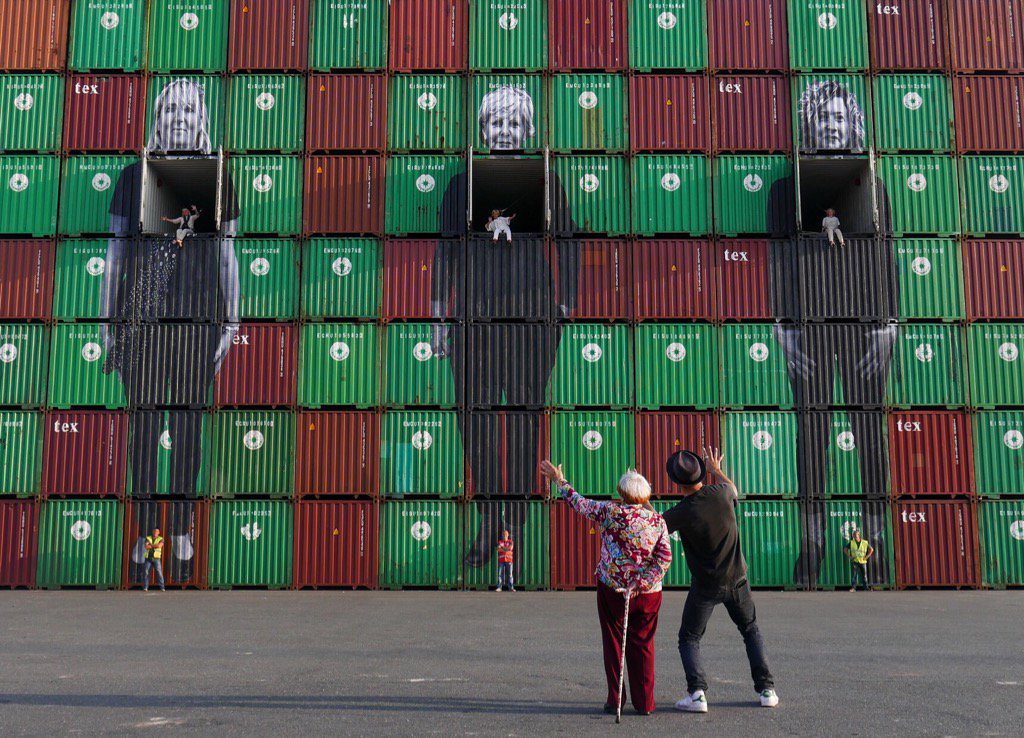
[143,559,165,590]
[852,562,868,590]
[498,562,513,590]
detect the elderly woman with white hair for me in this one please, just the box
[540,459,672,716]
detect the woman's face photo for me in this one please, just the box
[815,96,850,150]
[479,87,535,150]
[159,85,202,150]
[484,107,526,150]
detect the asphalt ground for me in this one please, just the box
[0,590,1021,737]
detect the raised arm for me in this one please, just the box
[540,460,608,522]
[704,446,737,501]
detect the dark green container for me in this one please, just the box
[47,323,124,408]
[300,238,381,320]
[211,411,295,498]
[385,155,466,234]
[872,74,953,152]
[58,155,138,236]
[226,75,305,152]
[227,155,302,235]
[887,324,965,407]
[52,239,108,322]
[463,501,549,590]
[0,411,42,497]
[126,410,211,498]
[968,324,1024,407]
[808,500,895,590]
[36,500,123,589]
[980,500,1024,587]
[309,0,387,70]
[379,500,462,589]
[724,411,798,498]
[388,75,466,151]
[548,324,632,408]
[298,323,378,408]
[147,1,228,72]
[961,156,1024,236]
[551,155,630,235]
[809,410,880,498]
[549,74,628,152]
[146,75,225,150]
[892,238,964,320]
[634,323,719,409]
[973,411,1024,498]
[380,411,464,498]
[234,239,299,319]
[69,0,146,71]
[787,0,868,71]
[551,411,635,499]
[631,155,710,235]
[651,500,692,588]
[470,75,546,152]
[208,500,293,588]
[628,0,707,71]
[792,74,871,152]
[0,323,48,407]
[469,0,547,70]
[0,155,59,236]
[0,74,64,151]
[713,155,793,236]
[721,324,794,408]
[876,155,961,236]
[737,500,801,589]
[383,323,458,407]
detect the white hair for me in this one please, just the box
[617,469,652,505]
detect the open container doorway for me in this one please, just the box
[470,154,547,236]
[797,156,879,235]
[140,153,224,235]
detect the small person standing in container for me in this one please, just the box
[822,208,845,247]
[143,528,165,593]
[496,530,515,592]
[846,529,874,592]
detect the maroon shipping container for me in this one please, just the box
[629,75,710,152]
[708,0,789,71]
[214,323,297,407]
[868,0,946,70]
[307,75,386,151]
[0,0,68,71]
[229,0,310,71]
[42,411,128,498]
[63,75,145,152]
[0,239,54,320]
[953,76,1024,153]
[122,500,209,590]
[963,240,1024,320]
[388,0,467,71]
[712,75,791,153]
[888,412,974,498]
[948,0,1024,72]
[550,501,602,590]
[718,239,799,321]
[548,0,626,70]
[383,239,462,320]
[0,500,37,587]
[294,500,378,587]
[894,500,980,588]
[563,239,632,320]
[296,411,380,497]
[464,411,550,498]
[303,155,385,234]
[636,412,720,497]
[633,239,716,321]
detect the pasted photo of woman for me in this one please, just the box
[798,80,866,153]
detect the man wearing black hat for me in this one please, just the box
[661,448,778,713]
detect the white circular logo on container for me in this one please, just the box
[417,92,438,110]
[836,431,856,451]
[331,257,353,277]
[91,173,111,192]
[907,173,927,192]
[840,520,859,541]
[86,257,105,276]
[159,430,172,450]
[582,430,603,451]
[413,341,433,362]
[914,343,934,362]
[70,520,91,541]
[998,342,1019,362]
[661,173,681,191]
[0,343,17,364]
[752,430,773,451]
[580,174,600,193]
[329,341,350,362]
[249,257,270,276]
[1004,430,1024,450]
[817,12,838,30]
[252,174,273,193]
[749,342,770,362]
[578,91,598,109]
[1010,520,1024,541]
[100,11,120,30]
[498,12,519,31]
[243,430,265,451]
[911,256,932,276]
[411,430,433,451]
[902,92,924,111]
[989,175,1010,194]
[255,92,276,111]
[411,521,432,541]
[666,342,686,362]
[13,93,33,111]
[81,342,102,362]
[657,11,678,30]
[582,343,603,363]
[743,173,763,193]
[9,173,28,192]
[180,12,199,30]
[415,174,436,193]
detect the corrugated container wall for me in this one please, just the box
[549,0,626,70]
[122,500,209,590]
[69,0,146,71]
[888,411,974,497]
[466,325,553,408]
[738,500,801,588]
[294,501,378,588]
[972,411,1024,497]
[953,76,1024,153]
[306,75,387,151]
[876,155,961,236]
[627,0,706,71]
[300,238,382,320]
[296,412,380,497]
[0,155,60,237]
[379,411,464,498]
[968,324,1024,407]
[723,411,798,497]
[211,411,295,497]
[304,156,385,234]
[298,323,378,407]
[947,0,1024,72]
[549,501,601,589]
[961,156,1024,236]
[214,323,297,407]
[889,238,964,321]
[41,411,127,499]
[634,323,719,408]
[635,412,720,496]
[712,74,791,153]
[804,500,895,590]
[207,500,293,588]
[0,412,43,497]
[629,75,709,152]
[0,0,68,70]
[234,239,300,319]
[388,0,467,71]
[463,501,549,590]
[549,74,628,152]
[308,0,387,71]
[0,240,53,320]
[894,501,980,588]
[227,75,306,152]
[709,0,789,71]
[147,1,229,73]
[786,0,868,71]
[551,411,635,498]
[463,411,550,497]
[0,74,65,151]
[873,74,953,152]
[979,500,1024,587]
[633,239,716,321]
[469,0,547,71]
[963,241,1024,320]
[630,155,710,234]
[868,0,946,70]
[36,499,123,589]
[0,500,37,587]
[378,500,462,588]
[64,75,145,152]
[229,0,309,71]
[0,323,48,406]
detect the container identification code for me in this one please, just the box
[235,419,275,428]
[402,420,442,428]
[402,510,441,517]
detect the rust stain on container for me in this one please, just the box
[296,411,380,497]
[63,74,145,152]
[633,239,716,321]
[548,0,626,70]
[0,0,68,70]
[953,76,1024,153]
[0,500,38,587]
[712,74,791,153]
[868,0,946,70]
[215,323,297,407]
[709,0,789,71]
[636,412,720,497]
[718,239,799,321]
[383,239,463,320]
[294,500,378,588]
[550,501,602,590]
[41,411,127,499]
[888,411,974,498]
[303,155,384,234]
[0,239,53,320]
[948,0,1024,72]
[229,0,310,71]
[963,240,1024,320]
[563,239,632,320]
[122,500,209,590]
[388,0,467,71]
[629,75,710,151]
[894,500,980,588]
[307,74,386,151]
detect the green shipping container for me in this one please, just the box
[634,323,719,409]
[738,500,801,589]
[809,500,895,590]
[0,74,64,151]
[973,411,1024,498]
[0,155,59,236]
[379,500,462,589]
[380,411,464,498]
[961,156,1024,236]
[69,0,146,71]
[980,500,1024,587]
[631,155,710,235]
[52,239,108,322]
[469,0,547,70]
[309,0,387,70]
[0,411,42,497]
[384,323,457,407]
[793,74,871,151]
[892,238,964,320]
[887,324,965,407]
[968,324,1024,407]
[463,501,549,590]
[0,323,48,407]
[721,324,794,408]
[226,75,305,152]
[298,323,378,407]
[36,500,123,589]
[146,75,225,150]
[872,74,952,152]
[549,324,632,407]
[628,0,707,71]
[876,155,960,236]
[551,411,635,498]
[147,1,228,72]
[787,0,868,71]
[724,411,798,498]
[58,155,137,236]
[234,239,299,319]
[388,75,466,151]
[208,500,293,588]
[810,410,881,498]
[714,155,792,236]
[551,156,630,235]
[471,74,545,152]
[385,155,465,234]
[126,410,211,498]
[228,155,302,235]
[47,323,124,408]
[300,238,381,319]
[549,74,628,152]
[211,411,295,498]
[651,500,692,588]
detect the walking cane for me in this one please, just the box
[615,590,631,724]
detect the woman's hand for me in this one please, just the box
[539,460,566,486]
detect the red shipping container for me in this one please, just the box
[629,75,710,152]
[63,74,145,152]
[229,0,310,71]
[561,239,632,320]
[953,76,1024,153]
[888,412,974,498]
[307,74,387,151]
[712,74,791,153]
[0,500,37,587]
[948,0,1024,72]
[296,411,380,497]
[122,500,209,590]
[0,239,54,320]
[388,0,467,71]
[548,0,626,70]
[633,239,716,320]
[636,412,720,497]
[868,0,946,70]
[303,155,384,234]
[294,500,378,588]
[42,411,128,498]
[709,0,789,71]
[383,239,462,320]
[214,323,297,407]
[550,501,602,590]
[463,411,550,498]
[0,0,68,71]
[718,239,799,321]
[963,240,1024,320]
[894,500,980,588]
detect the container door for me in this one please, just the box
[215,148,224,232]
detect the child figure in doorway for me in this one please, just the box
[822,208,845,247]
[486,209,515,242]
[162,205,201,248]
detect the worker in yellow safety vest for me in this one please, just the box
[143,528,166,592]
[845,530,874,592]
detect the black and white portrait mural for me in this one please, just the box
[797,79,867,153]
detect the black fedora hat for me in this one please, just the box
[666,450,706,487]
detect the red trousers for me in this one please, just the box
[596,582,662,713]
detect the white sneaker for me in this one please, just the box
[675,690,708,713]
[759,689,779,708]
